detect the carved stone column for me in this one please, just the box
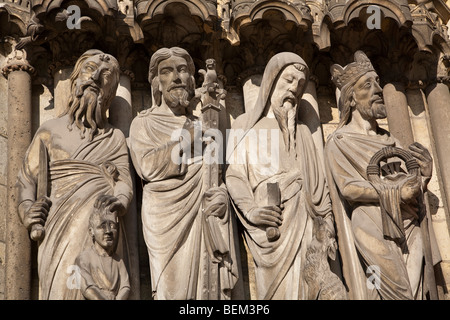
[239,69,264,113]
[109,70,134,137]
[406,87,448,269]
[299,76,325,167]
[109,69,141,299]
[425,81,450,220]
[383,82,414,147]
[1,49,35,300]
[51,65,73,119]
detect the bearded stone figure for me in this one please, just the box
[325,51,441,300]
[16,49,134,299]
[225,52,338,300]
[128,47,241,300]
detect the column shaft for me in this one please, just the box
[383,82,414,147]
[4,67,33,299]
[426,83,450,214]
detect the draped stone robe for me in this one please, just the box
[226,117,333,300]
[128,107,240,300]
[75,246,130,300]
[325,127,441,300]
[16,116,133,299]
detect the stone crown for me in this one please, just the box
[331,51,375,90]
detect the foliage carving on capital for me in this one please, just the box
[1,46,35,78]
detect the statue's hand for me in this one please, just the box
[203,187,228,218]
[246,206,283,228]
[409,142,433,178]
[23,196,51,231]
[94,194,127,216]
[181,119,204,156]
[400,174,421,204]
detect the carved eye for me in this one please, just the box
[178,66,188,73]
[285,77,294,84]
[160,68,171,75]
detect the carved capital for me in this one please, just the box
[1,49,35,78]
[121,68,136,82]
[47,31,97,77]
[48,58,78,77]
[236,65,265,87]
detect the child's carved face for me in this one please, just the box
[90,212,118,253]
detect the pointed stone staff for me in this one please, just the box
[198,58,226,190]
[197,58,227,299]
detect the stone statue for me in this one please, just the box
[325,50,441,300]
[225,52,338,300]
[128,47,240,300]
[75,196,130,300]
[16,49,134,299]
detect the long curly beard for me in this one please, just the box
[273,96,297,158]
[65,81,107,141]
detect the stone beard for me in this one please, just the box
[15,49,133,300]
[63,53,120,141]
[273,88,299,157]
[225,53,334,300]
[162,82,193,110]
[128,47,240,300]
[69,79,106,138]
[325,50,441,300]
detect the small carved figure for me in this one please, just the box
[197,58,227,103]
[199,58,219,92]
[75,195,130,300]
[304,217,348,300]
[75,196,130,300]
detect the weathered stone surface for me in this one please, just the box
[226,52,342,300]
[128,47,242,300]
[0,0,450,301]
[15,49,136,300]
[326,50,440,300]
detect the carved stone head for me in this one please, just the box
[331,51,386,128]
[63,49,120,140]
[88,198,119,255]
[148,47,196,113]
[205,58,216,70]
[270,63,308,155]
